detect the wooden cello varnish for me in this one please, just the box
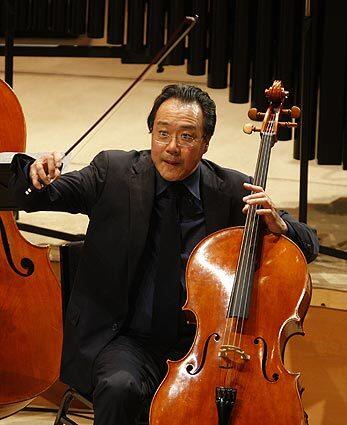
[150,81,311,425]
[0,80,63,418]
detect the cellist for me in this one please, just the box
[9,84,319,425]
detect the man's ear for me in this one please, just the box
[203,138,210,154]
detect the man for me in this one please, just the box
[10,84,318,425]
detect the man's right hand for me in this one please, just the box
[29,152,62,190]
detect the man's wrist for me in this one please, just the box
[283,220,296,239]
[281,219,288,235]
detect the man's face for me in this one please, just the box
[151,98,209,181]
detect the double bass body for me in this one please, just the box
[0,80,63,418]
[150,228,311,424]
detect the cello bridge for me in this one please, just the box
[218,345,250,362]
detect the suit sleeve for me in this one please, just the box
[9,151,108,216]
[279,210,319,264]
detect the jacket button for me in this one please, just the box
[112,323,119,332]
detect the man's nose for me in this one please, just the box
[165,136,180,154]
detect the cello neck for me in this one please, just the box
[227,130,275,320]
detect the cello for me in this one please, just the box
[0,80,63,418]
[150,81,311,424]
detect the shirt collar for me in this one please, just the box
[155,164,201,200]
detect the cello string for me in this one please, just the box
[230,118,274,332]
[225,116,275,387]
[234,118,275,352]
[229,117,275,388]
[218,186,260,384]
[218,145,267,383]
[219,115,274,387]
[227,120,274,387]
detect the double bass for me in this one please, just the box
[0,80,63,418]
[150,81,311,424]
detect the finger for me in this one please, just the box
[52,167,61,181]
[243,192,266,201]
[53,151,63,169]
[243,182,264,192]
[242,204,249,214]
[46,155,56,180]
[35,160,51,185]
[256,208,273,215]
[31,173,43,190]
[245,197,271,207]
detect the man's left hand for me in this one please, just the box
[242,182,288,235]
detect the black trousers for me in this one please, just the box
[91,333,193,425]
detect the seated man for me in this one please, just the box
[9,84,319,425]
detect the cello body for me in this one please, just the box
[0,80,63,418]
[150,228,311,424]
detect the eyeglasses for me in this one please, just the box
[153,130,202,148]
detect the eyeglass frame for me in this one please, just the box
[152,129,205,148]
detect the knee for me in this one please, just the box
[94,370,142,405]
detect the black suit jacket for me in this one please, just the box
[9,149,319,394]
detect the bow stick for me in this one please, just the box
[21,15,198,195]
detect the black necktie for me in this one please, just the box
[151,183,184,345]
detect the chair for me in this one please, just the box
[54,388,92,425]
[54,241,149,425]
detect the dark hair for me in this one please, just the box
[147,84,216,140]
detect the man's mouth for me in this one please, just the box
[163,159,180,166]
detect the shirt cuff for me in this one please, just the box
[23,163,31,181]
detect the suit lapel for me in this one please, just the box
[128,152,155,284]
[128,156,232,283]
[201,161,231,235]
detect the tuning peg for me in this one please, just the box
[278,121,298,129]
[281,106,301,119]
[243,123,261,134]
[248,108,265,121]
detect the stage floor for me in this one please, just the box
[1,409,92,425]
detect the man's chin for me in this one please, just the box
[157,164,183,181]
